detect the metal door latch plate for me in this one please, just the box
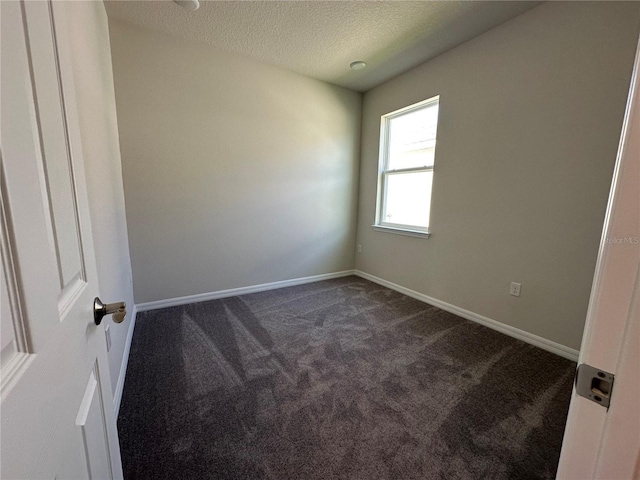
[575,363,614,408]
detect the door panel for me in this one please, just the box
[557,34,640,479]
[76,366,114,480]
[0,268,16,363]
[0,1,123,478]
[23,0,86,294]
[0,188,33,397]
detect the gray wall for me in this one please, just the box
[66,2,135,397]
[355,1,639,351]
[108,21,362,304]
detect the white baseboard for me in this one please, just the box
[136,270,357,312]
[354,270,579,362]
[113,304,137,418]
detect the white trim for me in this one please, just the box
[113,304,137,418]
[354,270,579,362]
[372,225,431,238]
[135,270,357,313]
[383,94,440,120]
[375,95,440,233]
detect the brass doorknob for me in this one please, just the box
[94,297,126,325]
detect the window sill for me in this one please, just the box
[371,225,431,239]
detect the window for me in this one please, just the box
[374,96,439,237]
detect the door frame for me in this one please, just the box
[556,33,640,478]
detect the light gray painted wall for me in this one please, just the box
[355,1,640,351]
[108,21,362,304]
[66,2,135,395]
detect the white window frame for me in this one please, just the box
[373,95,439,238]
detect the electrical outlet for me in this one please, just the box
[105,325,112,352]
[509,282,522,297]
[357,245,362,253]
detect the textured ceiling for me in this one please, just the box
[104,1,541,92]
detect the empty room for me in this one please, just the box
[1,1,639,479]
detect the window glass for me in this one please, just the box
[387,103,438,170]
[383,171,433,228]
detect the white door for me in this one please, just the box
[1,1,124,478]
[556,35,640,479]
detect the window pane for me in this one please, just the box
[388,103,439,170]
[383,171,433,228]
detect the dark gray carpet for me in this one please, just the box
[118,276,575,480]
